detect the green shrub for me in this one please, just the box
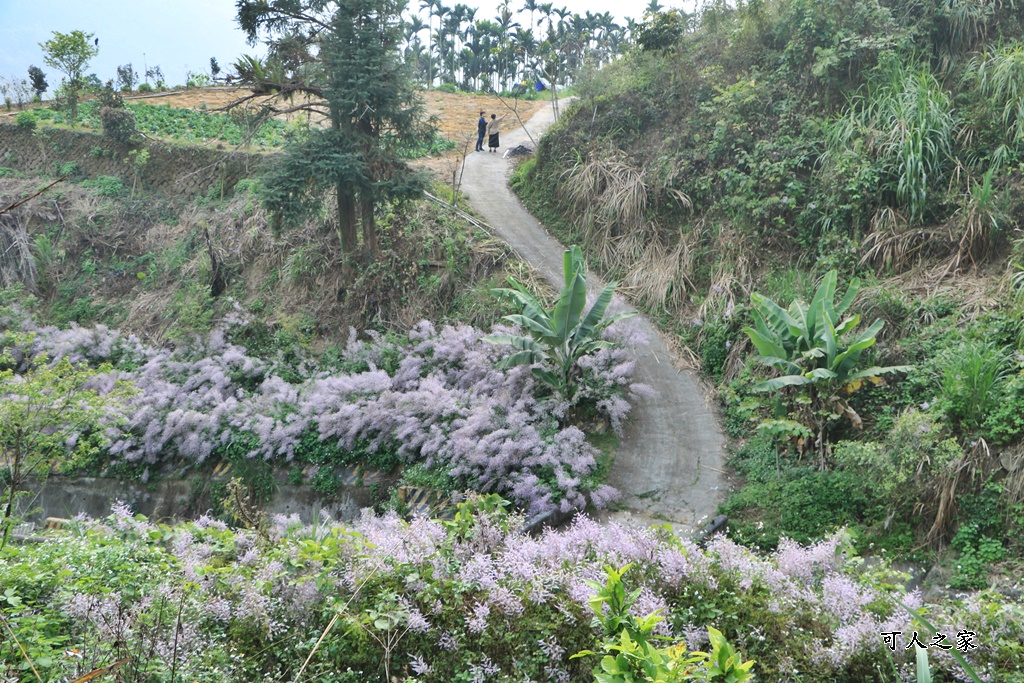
[982,371,1024,445]
[833,410,963,516]
[311,466,341,496]
[99,105,137,145]
[947,481,1008,589]
[138,82,152,93]
[81,175,125,197]
[400,463,455,492]
[635,9,688,52]
[233,177,261,195]
[53,161,79,178]
[932,340,1011,432]
[14,111,36,129]
[723,437,879,548]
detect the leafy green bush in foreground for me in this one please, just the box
[2,500,1020,683]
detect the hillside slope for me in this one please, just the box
[516,0,1024,579]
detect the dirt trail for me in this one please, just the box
[460,102,727,531]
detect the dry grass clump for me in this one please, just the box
[924,439,999,546]
[0,207,37,290]
[858,269,998,334]
[562,149,698,311]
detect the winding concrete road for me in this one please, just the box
[460,102,727,531]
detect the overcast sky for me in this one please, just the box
[0,0,686,92]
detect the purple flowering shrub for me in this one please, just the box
[3,311,652,514]
[3,504,1019,683]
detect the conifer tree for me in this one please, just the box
[236,0,427,254]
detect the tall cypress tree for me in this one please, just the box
[236,0,427,254]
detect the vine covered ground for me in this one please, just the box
[3,502,1021,683]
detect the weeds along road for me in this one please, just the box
[460,101,727,532]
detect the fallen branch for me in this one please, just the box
[0,176,66,218]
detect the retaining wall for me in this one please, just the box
[22,477,373,525]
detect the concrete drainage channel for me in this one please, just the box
[14,475,726,544]
[12,463,463,538]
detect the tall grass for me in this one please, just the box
[826,58,956,224]
[933,340,1011,431]
[970,42,1024,142]
[0,208,36,289]
[950,163,1006,270]
[936,0,995,57]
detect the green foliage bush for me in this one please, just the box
[233,177,261,195]
[946,481,1009,589]
[80,175,125,197]
[53,161,79,178]
[14,111,35,130]
[99,105,137,145]
[833,410,962,515]
[573,565,754,683]
[981,370,1024,445]
[635,10,689,52]
[931,341,1012,433]
[722,437,878,549]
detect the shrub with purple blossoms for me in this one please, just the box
[2,311,652,514]
[2,504,1019,683]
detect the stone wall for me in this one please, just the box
[24,477,373,525]
[0,123,269,197]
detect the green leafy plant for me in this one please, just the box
[932,340,1010,433]
[483,246,636,416]
[81,175,125,198]
[900,601,984,683]
[14,111,35,130]
[98,86,137,146]
[0,337,133,548]
[573,564,754,683]
[743,270,911,460]
[833,410,963,526]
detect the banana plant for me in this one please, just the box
[483,246,636,411]
[742,270,911,456]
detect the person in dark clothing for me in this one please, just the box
[475,111,487,152]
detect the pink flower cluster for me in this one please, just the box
[13,315,650,514]
[50,505,1005,682]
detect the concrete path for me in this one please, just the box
[460,101,728,531]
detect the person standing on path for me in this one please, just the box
[476,111,487,152]
[487,113,506,153]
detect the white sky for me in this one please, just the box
[0,0,690,92]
